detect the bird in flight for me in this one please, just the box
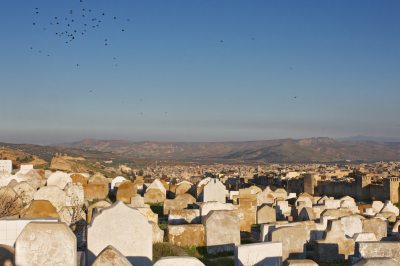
[220,40,223,42]
[77,64,79,66]
[252,38,254,40]
[294,96,297,98]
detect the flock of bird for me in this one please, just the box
[29,3,296,115]
[31,6,129,67]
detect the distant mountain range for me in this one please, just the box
[51,137,400,163]
[336,135,400,142]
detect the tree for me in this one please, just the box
[0,188,22,219]
[138,170,144,176]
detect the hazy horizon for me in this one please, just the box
[1,0,399,144]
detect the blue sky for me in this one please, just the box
[0,0,399,144]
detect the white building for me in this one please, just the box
[16,165,34,175]
[0,160,12,174]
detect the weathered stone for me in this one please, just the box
[382,200,400,216]
[380,211,396,222]
[314,220,355,262]
[83,184,107,200]
[149,222,163,244]
[175,193,196,204]
[392,220,400,233]
[34,185,67,211]
[283,260,318,266]
[268,226,307,261]
[159,179,169,191]
[136,207,158,224]
[339,215,362,238]
[146,179,167,196]
[19,169,43,189]
[129,195,147,207]
[87,201,152,266]
[6,179,18,188]
[371,201,384,213]
[87,173,109,196]
[0,244,14,266]
[22,200,60,219]
[260,221,290,242]
[361,218,387,241]
[86,200,111,224]
[235,242,282,266]
[47,171,73,189]
[235,198,256,238]
[197,178,227,203]
[116,180,137,203]
[168,224,204,247]
[298,207,315,221]
[15,222,76,266]
[295,197,313,209]
[153,257,205,266]
[257,205,276,224]
[199,201,236,222]
[257,189,275,206]
[352,232,377,242]
[13,181,35,204]
[144,188,166,203]
[70,174,88,185]
[111,176,126,191]
[0,187,22,217]
[274,201,292,219]
[175,183,192,196]
[58,206,86,226]
[203,210,240,254]
[65,182,85,207]
[232,188,257,206]
[349,242,400,265]
[353,258,400,266]
[90,245,133,266]
[168,209,200,225]
[163,199,188,215]
[320,208,354,219]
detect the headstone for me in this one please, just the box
[86,200,111,224]
[235,242,282,266]
[232,188,257,206]
[259,221,291,242]
[352,232,377,242]
[257,189,275,206]
[199,201,236,222]
[58,206,86,226]
[348,242,400,265]
[382,200,400,216]
[15,222,76,266]
[314,220,355,262]
[87,201,152,266]
[320,208,353,219]
[274,201,291,219]
[129,195,147,207]
[268,226,306,261]
[392,220,400,233]
[149,222,163,243]
[203,210,240,254]
[111,176,126,191]
[175,193,196,204]
[257,205,276,224]
[13,182,35,204]
[235,198,256,238]
[70,174,88,185]
[340,215,362,238]
[34,186,67,211]
[175,183,192,196]
[47,171,73,189]
[19,169,42,189]
[362,218,387,241]
[163,199,188,215]
[200,179,227,203]
[144,188,166,203]
[135,207,158,224]
[168,209,201,225]
[298,207,315,221]
[283,260,318,266]
[116,180,137,203]
[371,201,384,214]
[82,184,107,200]
[90,245,133,266]
[168,224,204,247]
[153,257,205,266]
[146,179,166,196]
[0,244,14,266]
[65,182,85,207]
[295,197,313,209]
[21,200,60,219]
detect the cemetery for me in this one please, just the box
[0,167,400,266]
